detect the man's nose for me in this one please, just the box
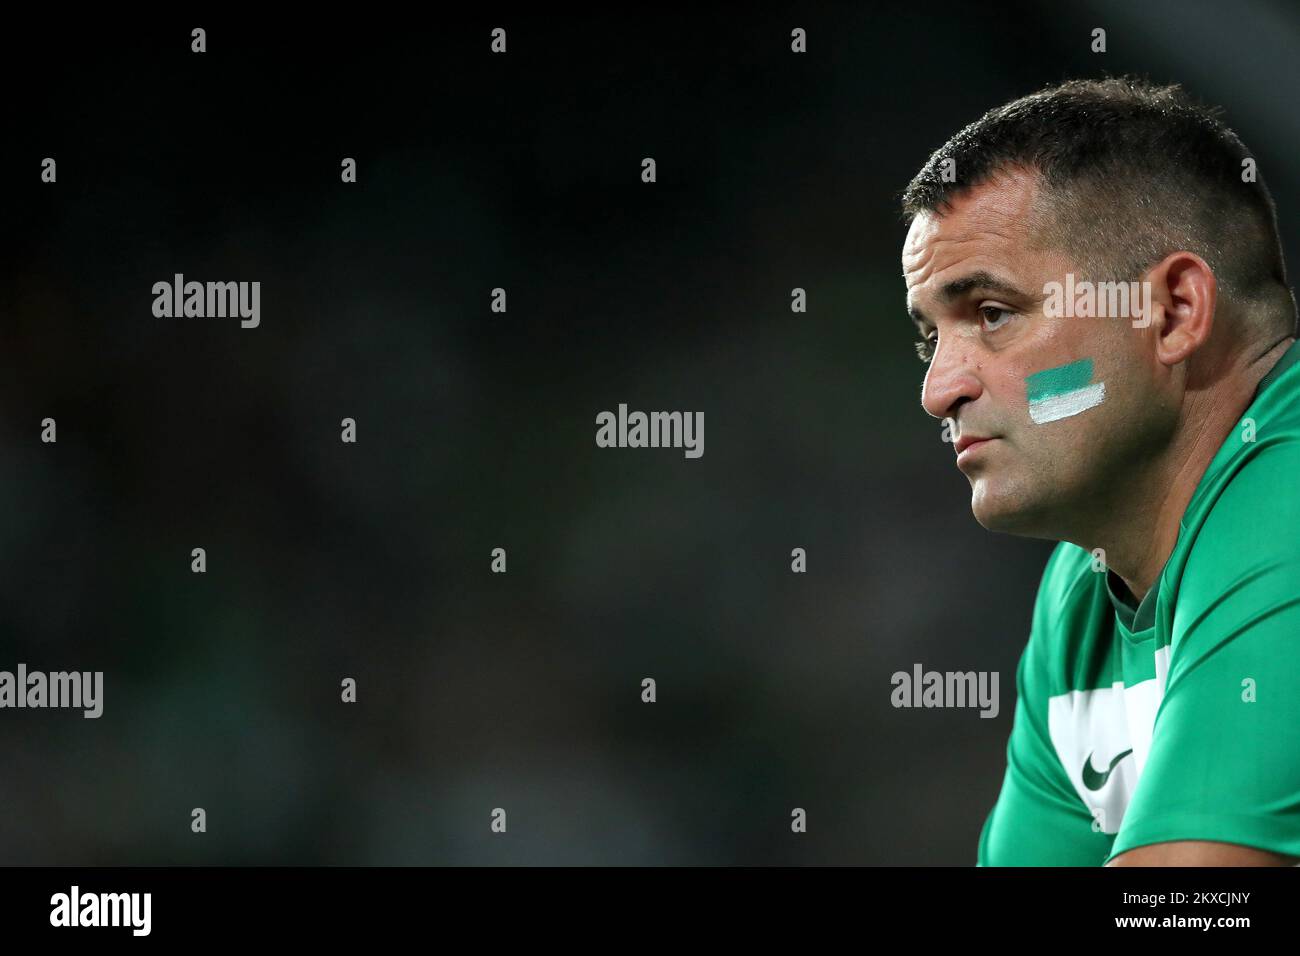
[921,337,984,421]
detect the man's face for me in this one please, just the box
[902,168,1174,538]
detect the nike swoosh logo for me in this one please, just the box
[1082,749,1133,790]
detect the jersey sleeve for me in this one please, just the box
[1107,443,1300,862]
[978,544,1116,866]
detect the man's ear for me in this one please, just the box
[1144,251,1217,368]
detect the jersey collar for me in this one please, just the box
[1254,336,1300,397]
[1105,567,1158,633]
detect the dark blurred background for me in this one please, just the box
[2,1,1297,864]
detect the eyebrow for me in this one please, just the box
[907,271,1031,329]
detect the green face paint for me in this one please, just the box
[1026,358,1107,424]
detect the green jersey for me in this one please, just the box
[978,337,1300,866]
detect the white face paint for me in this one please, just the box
[1029,383,1108,423]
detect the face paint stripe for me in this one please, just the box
[1025,358,1094,403]
[1028,381,1107,424]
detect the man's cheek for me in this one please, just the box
[1024,357,1108,425]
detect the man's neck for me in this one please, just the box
[1089,334,1295,604]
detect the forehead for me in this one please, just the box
[902,168,1044,294]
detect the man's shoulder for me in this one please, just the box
[1185,424,1300,568]
[1034,541,1098,615]
[1018,542,1105,685]
[1175,426,1300,624]
[1196,340,1300,535]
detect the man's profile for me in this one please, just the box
[900,77,1300,866]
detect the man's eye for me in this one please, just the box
[914,333,936,363]
[980,306,1015,331]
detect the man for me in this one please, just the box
[900,77,1300,866]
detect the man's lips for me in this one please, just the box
[953,434,996,456]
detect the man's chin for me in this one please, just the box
[970,482,1040,534]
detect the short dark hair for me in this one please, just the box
[902,76,1297,339]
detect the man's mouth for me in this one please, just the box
[954,434,996,456]
[955,435,998,467]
